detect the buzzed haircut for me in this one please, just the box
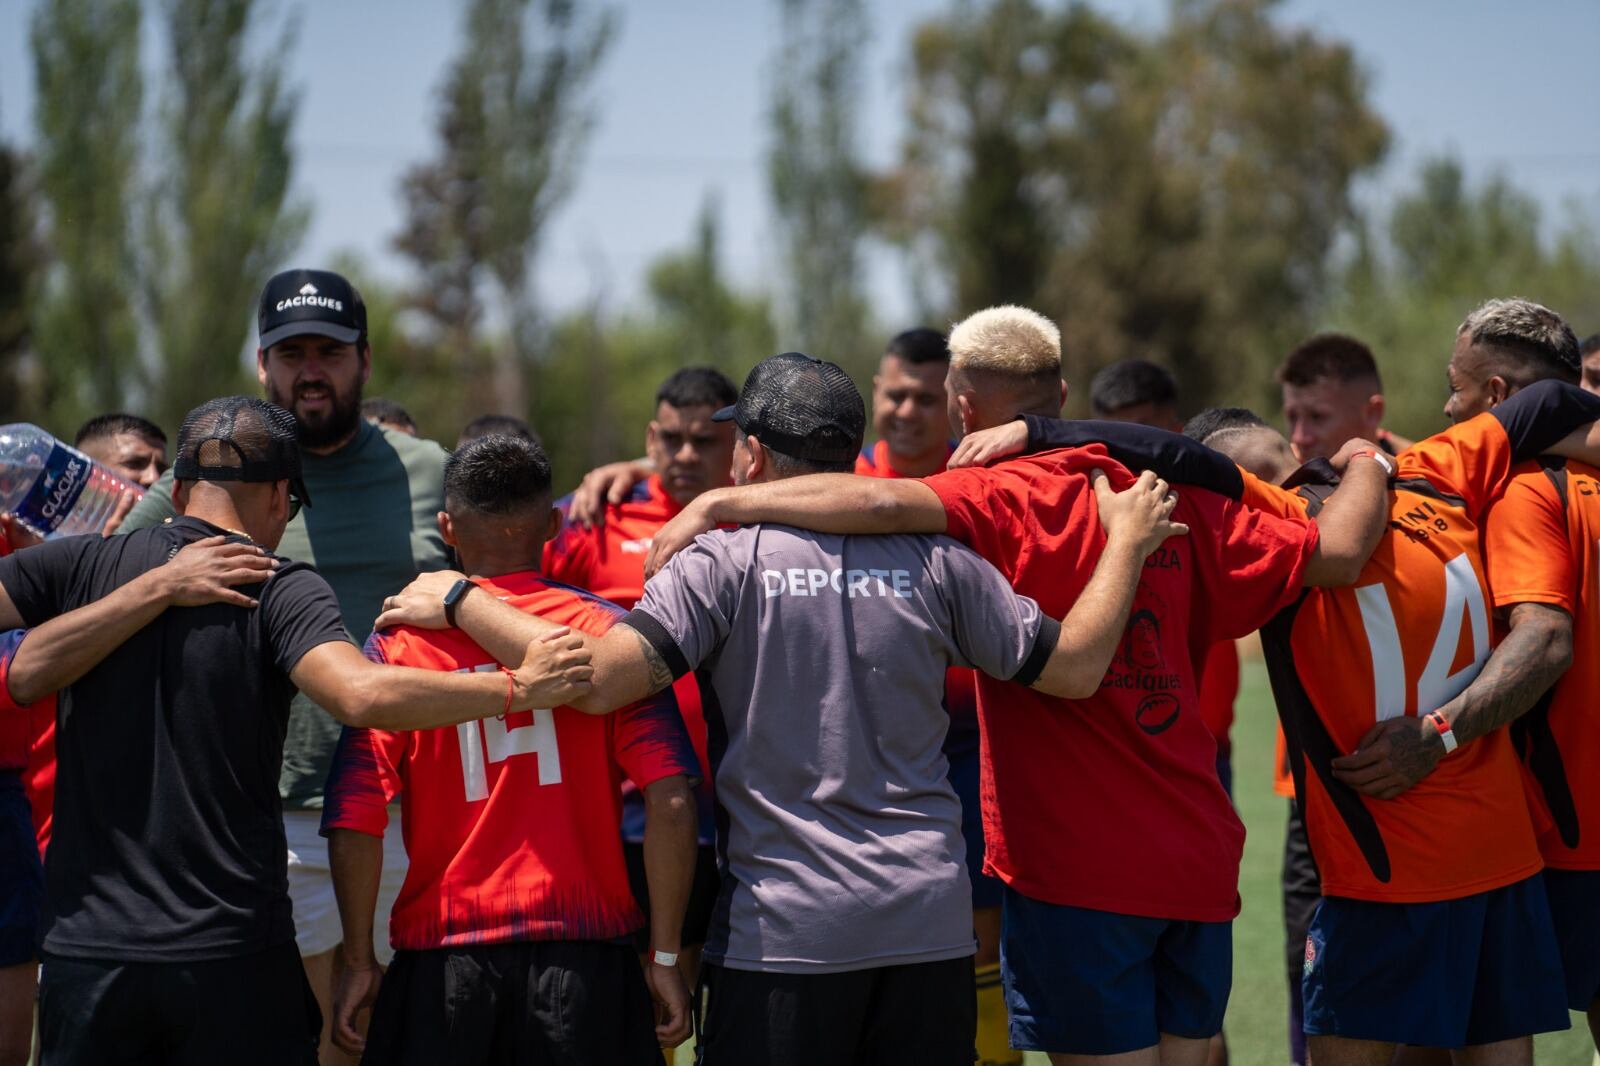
[1184,407,1266,446]
[1582,333,1600,357]
[885,328,950,366]
[74,413,167,450]
[1091,360,1177,417]
[444,434,553,516]
[458,414,538,449]
[1457,298,1580,386]
[1276,333,1383,391]
[948,305,1061,377]
[361,397,417,433]
[657,366,738,412]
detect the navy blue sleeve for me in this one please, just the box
[1489,380,1600,461]
[1019,416,1246,499]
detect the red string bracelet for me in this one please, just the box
[499,666,516,716]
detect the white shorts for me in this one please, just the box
[283,809,407,964]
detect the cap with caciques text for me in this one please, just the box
[713,351,865,465]
[257,268,368,350]
[173,396,313,509]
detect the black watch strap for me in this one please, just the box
[443,578,475,629]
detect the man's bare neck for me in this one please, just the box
[888,443,950,478]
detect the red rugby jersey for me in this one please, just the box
[1,630,33,771]
[1,628,61,856]
[925,445,1319,920]
[543,476,711,840]
[1483,459,1600,870]
[1197,640,1238,757]
[321,571,698,950]
[1252,413,1543,901]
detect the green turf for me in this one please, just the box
[672,656,1596,1065]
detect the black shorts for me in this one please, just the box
[364,939,660,1066]
[37,940,318,1066]
[623,841,720,951]
[697,956,976,1066]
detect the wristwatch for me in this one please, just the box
[443,578,476,628]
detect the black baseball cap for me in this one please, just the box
[257,268,367,350]
[713,352,865,465]
[173,397,313,508]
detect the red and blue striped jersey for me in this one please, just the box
[321,570,698,950]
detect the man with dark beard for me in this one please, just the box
[119,269,451,1066]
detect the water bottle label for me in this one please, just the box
[15,444,92,534]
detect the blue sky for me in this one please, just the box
[1,0,1596,327]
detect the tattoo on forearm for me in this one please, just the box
[1448,610,1569,746]
[621,623,676,696]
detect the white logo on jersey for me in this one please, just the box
[454,663,561,801]
[620,538,652,555]
[761,567,913,599]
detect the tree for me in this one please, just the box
[0,136,39,424]
[883,0,1389,412]
[397,0,616,425]
[143,0,307,432]
[1330,157,1600,438]
[536,196,776,486]
[29,0,144,432]
[769,0,872,373]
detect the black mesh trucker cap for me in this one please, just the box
[257,268,367,350]
[172,397,313,508]
[713,352,865,464]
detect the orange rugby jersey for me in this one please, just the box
[1484,458,1600,869]
[1251,414,1544,902]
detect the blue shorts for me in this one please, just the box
[1543,868,1600,1011]
[945,744,1001,910]
[1303,874,1570,1047]
[0,773,43,967]
[1000,884,1231,1055]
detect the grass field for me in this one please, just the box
[671,656,1595,1066]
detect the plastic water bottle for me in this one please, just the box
[0,424,143,538]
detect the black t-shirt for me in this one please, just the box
[0,516,350,961]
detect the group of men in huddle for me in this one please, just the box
[2,262,1600,1066]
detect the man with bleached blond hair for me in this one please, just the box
[641,304,1392,1065]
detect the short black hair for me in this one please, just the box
[657,366,738,411]
[361,397,417,433]
[74,413,167,449]
[1090,360,1177,416]
[1277,333,1382,390]
[444,435,553,516]
[885,328,950,366]
[458,414,538,449]
[1184,407,1266,445]
[1582,333,1600,357]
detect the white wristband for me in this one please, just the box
[1351,449,1395,477]
[652,950,679,967]
[1424,712,1458,754]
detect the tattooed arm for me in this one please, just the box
[1330,602,1573,800]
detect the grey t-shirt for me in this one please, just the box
[120,421,449,808]
[626,524,1056,974]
